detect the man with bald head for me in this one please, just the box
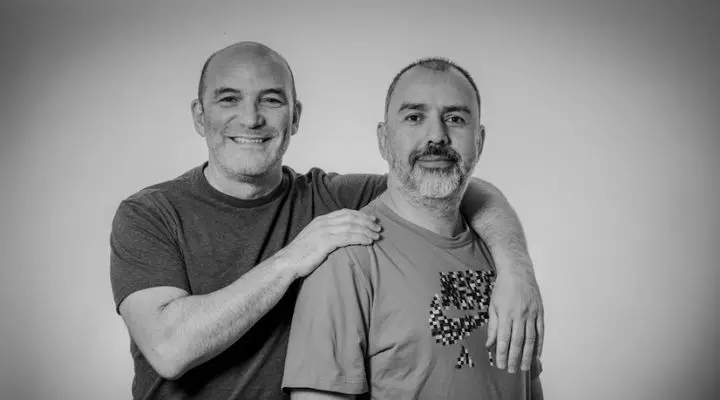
[283,58,543,399]
[110,42,543,399]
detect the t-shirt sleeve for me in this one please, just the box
[321,172,388,210]
[282,247,373,395]
[110,196,190,313]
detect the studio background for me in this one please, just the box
[1,0,718,399]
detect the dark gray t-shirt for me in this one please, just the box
[283,199,540,399]
[110,163,386,399]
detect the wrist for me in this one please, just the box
[494,252,534,275]
[267,250,301,282]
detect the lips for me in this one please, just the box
[417,156,454,162]
[413,152,459,170]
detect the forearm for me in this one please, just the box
[152,254,298,378]
[461,177,534,275]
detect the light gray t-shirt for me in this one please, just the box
[282,199,540,399]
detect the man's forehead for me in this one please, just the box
[390,67,477,111]
[205,49,292,90]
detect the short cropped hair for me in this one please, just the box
[384,57,481,117]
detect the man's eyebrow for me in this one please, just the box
[444,105,472,114]
[397,102,428,113]
[259,88,288,100]
[213,87,240,98]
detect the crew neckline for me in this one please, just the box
[370,198,475,249]
[194,162,290,208]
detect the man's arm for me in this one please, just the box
[120,256,295,379]
[282,248,371,397]
[460,177,544,374]
[115,208,380,380]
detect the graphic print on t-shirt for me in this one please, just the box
[428,269,496,369]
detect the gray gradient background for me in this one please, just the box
[1,0,718,399]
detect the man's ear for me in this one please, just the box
[477,124,486,156]
[291,100,303,136]
[377,121,389,161]
[191,99,206,138]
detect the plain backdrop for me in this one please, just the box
[1,0,718,399]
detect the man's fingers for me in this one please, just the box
[506,318,525,374]
[325,212,381,233]
[485,308,498,348]
[536,311,545,360]
[328,231,379,248]
[494,316,512,370]
[325,209,379,225]
[327,223,382,242]
[520,317,537,372]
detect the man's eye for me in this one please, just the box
[261,97,284,106]
[218,96,239,104]
[405,114,424,123]
[445,115,466,125]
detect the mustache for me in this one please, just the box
[409,143,461,166]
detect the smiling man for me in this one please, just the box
[283,58,543,399]
[110,42,543,399]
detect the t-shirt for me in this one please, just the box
[110,163,386,400]
[283,199,540,399]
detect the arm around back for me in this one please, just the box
[460,178,544,373]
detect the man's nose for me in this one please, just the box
[239,101,264,128]
[425,115,449,145]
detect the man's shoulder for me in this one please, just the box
[287,166,385,190]
[314,243,375,282]
[118,165,202,213]
[286,166,340,189]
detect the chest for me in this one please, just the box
[172,199,331,294]
[367,241,496,372]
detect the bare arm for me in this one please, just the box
[118,209,381,380]
[460,177,544,373]
[290,389,356,400]
[461,177,533,275]
[120,252,296,379]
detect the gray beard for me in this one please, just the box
[394,164,468,218]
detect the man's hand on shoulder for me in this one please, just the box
[485,262,544,374]
[273,209,381,279]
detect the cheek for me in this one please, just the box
[203,112,231,134]
[264,109,292,130]
[388,129,417,153]
[455,132,480,156]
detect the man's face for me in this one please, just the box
[379,67,483,199]
[192,51,300,179]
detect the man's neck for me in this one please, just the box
[380,185,464,237]
[204,162,283,200]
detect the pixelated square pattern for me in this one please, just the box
[428,269,496,369]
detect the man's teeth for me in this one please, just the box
[232,137,266,143]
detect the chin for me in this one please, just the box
[412,169,462,198]
[219,152,280,176]
[418,183,461,199]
